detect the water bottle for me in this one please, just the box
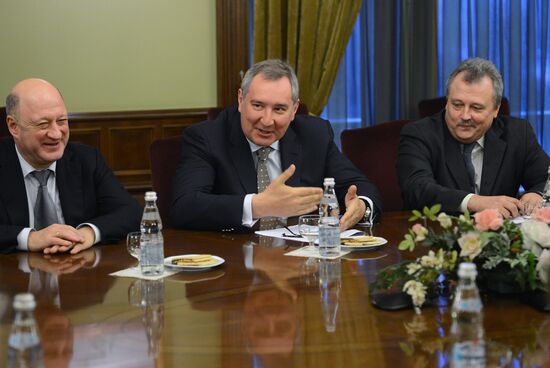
[542,165,550,207]
[318,178,340,257]
[8,293,44,368]
[140,191,164,275]
[318,259,341,333]
[449,263,485,368]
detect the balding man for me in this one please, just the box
[0,78,141,253]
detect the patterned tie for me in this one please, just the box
[462,143,476,192]
[31,170,59,230]
[257,147,279,230]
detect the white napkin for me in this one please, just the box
[284,245,350,259]
[110,267,181,280]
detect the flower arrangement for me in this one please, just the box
[372,205,550,310]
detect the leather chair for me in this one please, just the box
[340,119,412,211]
[206,103,309,121]
[149,136,182,228]
[0,107,8,138]
[418,96,510,118]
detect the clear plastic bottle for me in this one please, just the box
[449,263,485,368]
[318,259,341,333]
[542,165,550,207]
[8,293,44,368]
[140,191,164,275]
[318,178,340,257]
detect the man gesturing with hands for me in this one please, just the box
[170,59,381,232]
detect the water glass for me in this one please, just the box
[299,215,320,247]
[127,232,141,263]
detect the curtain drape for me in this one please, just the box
[438,0,550,151]
[253,0,362,115]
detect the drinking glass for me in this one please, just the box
[127,232,141,266]
[299,215,320,247]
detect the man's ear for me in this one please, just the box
[6,115,18,138]
[237,88,244,112]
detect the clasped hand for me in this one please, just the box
[28,224,95,254]
[252,165,366,230]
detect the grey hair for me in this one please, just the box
[445,57,503,108]
[241,59,299,103]
[5,93,19,118]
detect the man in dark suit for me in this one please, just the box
[397,58,550,217]
[0,78,141,253]
[170,59,381,231]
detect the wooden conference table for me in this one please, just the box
[0,212,548,367]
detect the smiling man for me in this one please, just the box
[0,78,141,253]
[397,58,550,218]
[170,59,382,231]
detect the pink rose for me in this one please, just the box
[533,207,550,224]
[412,223,428,241]
[474,209,503,231]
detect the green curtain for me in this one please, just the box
[253,0,362,116]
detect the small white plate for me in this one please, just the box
[340,236,388,252]
[164,254,225,271]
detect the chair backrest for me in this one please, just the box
[418,96,510,118]
[206,103,309,121]
[0,107,9,138]
[340,119,412,211]
[149,136,182,228]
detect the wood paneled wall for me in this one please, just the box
[68,108,208,194]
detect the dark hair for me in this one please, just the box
[5,93,19,118]
[241,59,299,103]
[445,57,503,108]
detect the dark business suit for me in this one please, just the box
[396,112,550,212]
[170,107,382,231]
[0,137,142,252]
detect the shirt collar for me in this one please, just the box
[246,138,280,153]
[14,143,57,178]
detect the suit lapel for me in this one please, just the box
[0,140,30,225]
[280,125,302,187]
[443,125,473,191]
[56,146,84,225]
[479,123,506,195]
[228,116,257,193]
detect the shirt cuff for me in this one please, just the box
[460,193,475,213]
[242,194,259,228]
[17,228,33,251]
[78,223,101,245]
[357,196,374,224]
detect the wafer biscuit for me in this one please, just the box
[171,254,217,266]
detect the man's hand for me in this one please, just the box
[340,185,367,230]
[27,248,96,274]
[28,224,85,253]
[467,194,523,218]
[252,164,323,219]
[520,192,543,215]
[70,226,96,254]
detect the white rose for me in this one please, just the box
[407,262,422,275]
[536,249,550,286]
[437,212,452,229]
[457,232,483,260]
[521,220,550,256]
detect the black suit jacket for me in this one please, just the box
[0,138,142,252]
[170,107,382,231]
[396,112,550,212]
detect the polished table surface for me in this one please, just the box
[0,212,548,367]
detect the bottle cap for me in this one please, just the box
[457,262,477,278]
[323,178,335,186]
[13,293,36,311]
[145,191,157,201]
